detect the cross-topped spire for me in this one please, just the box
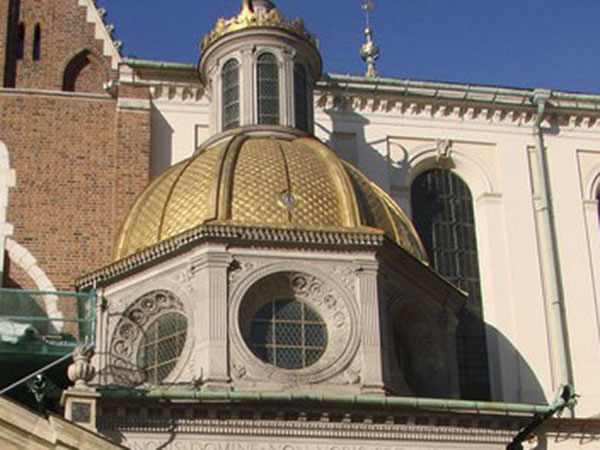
[242,0,276,13]
[359,0,380,77]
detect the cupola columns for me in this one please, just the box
[199,1,322,136]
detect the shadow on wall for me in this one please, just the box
[486,322,547,404]
[319,104,546,404]
[150,104,174,179]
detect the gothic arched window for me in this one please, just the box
[294,63,308,132]
[256,53,279,125]
[32,24,41,61]
[411,168,490,400]
[221,59,240,131]
[17,23,25,60]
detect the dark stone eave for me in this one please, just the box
[76,224,390,290]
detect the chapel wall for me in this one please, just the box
[0,0,9,84]
[6,0,114,92]
[0,91,150,310]
[314,98,600,415]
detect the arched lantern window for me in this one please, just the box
[222,59,240,131]
[256,53,279,125]
[294,63,308,132]
[411,168,490,400]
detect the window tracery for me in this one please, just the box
[221,58,240,130]
[256,53,279,125]
[294,63,308,132]
[110,290,188,386]
[411,168,490,400]
[234,269,358,383]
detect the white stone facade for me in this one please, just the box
[146,69,600,421]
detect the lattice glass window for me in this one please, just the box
[222,59,240,131]
[294,63,308,132]
[137,312,188,384]
[411,169,490,400]
[257,53,279,125]
[249,299,327,369]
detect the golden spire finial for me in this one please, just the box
[241,0,252,13]
[359,0,380,77]
[201,0,314,54]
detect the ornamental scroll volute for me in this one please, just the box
[109,290,186,386]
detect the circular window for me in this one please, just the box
[248,299,327,369]
[137,312,188,384]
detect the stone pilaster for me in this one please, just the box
[355,259,385,394]
[190,244,232,390]
[240,48,254,126]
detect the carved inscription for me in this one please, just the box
[130,442,420,450]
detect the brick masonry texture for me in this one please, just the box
[0,0,151,323]
[0,92,150,294]
[0,0,8,83]
[4,0,115,91]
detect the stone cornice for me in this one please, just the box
[316,75,600,130]
[76,225,385,290]
[97,394,600,444]
[99,416,517,445]
[315,91,600,131]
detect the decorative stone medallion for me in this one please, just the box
[109,290,188,386]
[231,265,359,384]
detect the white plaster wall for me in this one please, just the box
[150,89,600,416]
[150,97,211,178]
[316,102,600,416]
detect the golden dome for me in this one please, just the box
[113,133,427,262]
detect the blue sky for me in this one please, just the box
[100,0,600,93]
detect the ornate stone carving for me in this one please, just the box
[344,368,361,385]
[232,363,247,380]
[76,225,384,291]
[228,259,255,285]
[109,290,186,386]
[201,2,316,53]
[231,266,360,385]
[333,265,355,293]
[435,139,453,165]
[68,341,96,389]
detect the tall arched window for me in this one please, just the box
[32,24,41,61]
[221,59,240,131]
[597,189,600,228]
[411,168,490,400]
[17,23,25,60]
[294,63,308,132]
[256,53,279,125]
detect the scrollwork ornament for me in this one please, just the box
[229,260,256,285]
[333,265,356,293]
[232,363,247,380]
[344,368,361,385]
[110,290,186,386]
[232,268,359,385]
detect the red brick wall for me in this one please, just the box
[0,0,9,84]
[10,0,114,92]
[0,91,150,291]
